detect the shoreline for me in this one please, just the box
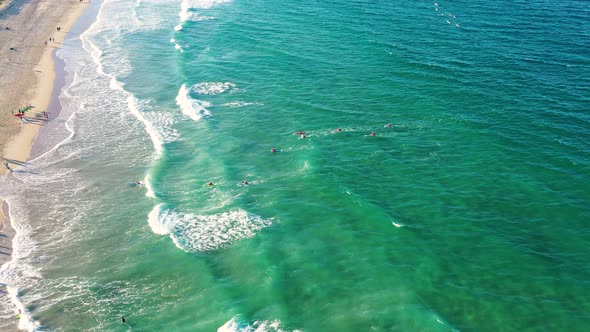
[0,1,89,329]
[0,0,89,222]
[0,0,88,244]
[1,1,89,168]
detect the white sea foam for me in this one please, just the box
[222,101,262,108]
[193,14,215,21]
[190,0,232,10]
[191,81,236,95]
[175,0,190,30]
[28,106,78,164]
[0,198,44,332]
[153,111,180,142]
[6,286,40,331]
[151,208,274,252]
[132,0,142,24]
[179,0,190,21]
[1,0,173,328]
[392,221,404,228]
[176,84,211,121]
[175,0,231,30]
[218,315,301,332]
[144,173,156,198]
[170,37,182,51]
[61,70,80,98]
[148,204,168,235]
[82,9,164,157]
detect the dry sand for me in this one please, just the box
[0,0,87,263]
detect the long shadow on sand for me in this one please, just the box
[2,158,29,166]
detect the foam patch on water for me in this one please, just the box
[144,174,156,198]
[175,0,190,30]
[150,208,274,252]
[191,82,237,95]
[176,0,231,29]
[6,286,41,331]
[148,204,168,234]
[190,0,232,10]
[222,101,262,108]
[176,84,211,121]
[141,108,180,144]
[132,0,141,24]
[193,14,215,21]
[0,197,46,332]
[82,13,165,157]
[218,315,301,332]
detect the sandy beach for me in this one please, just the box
[0,0,87,273]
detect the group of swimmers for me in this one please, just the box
[270,123,393,153]
[133,124,393,190]
[206,180,249,187]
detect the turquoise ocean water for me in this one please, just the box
[1,0,589,330]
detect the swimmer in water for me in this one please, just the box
[296,130,304,135]
[385,123,392,128]
[208,182,214,186]
[369,132,376,137]
[334,128,342,132]
[135,180,142,186]
[242,180,249,185]
[300,133,306,139]
[271,148,277,153]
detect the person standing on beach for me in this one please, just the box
[3,162,12,172]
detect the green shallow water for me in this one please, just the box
[1,0,589,331]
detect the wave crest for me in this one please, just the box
[218,315,301,332]
[191,82,236,95]
[149,207,274,252]
[176,84,211,121]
